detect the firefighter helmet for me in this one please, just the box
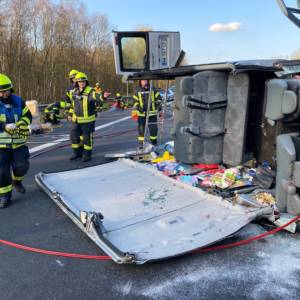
[0,74,13,91]
[75,72,88,82]
[68,69,79,79]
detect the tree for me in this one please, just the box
[0,0,125,103]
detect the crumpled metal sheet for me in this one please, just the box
[36,159,271,264]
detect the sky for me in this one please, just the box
[58,0,300,64]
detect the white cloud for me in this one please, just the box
[209,22,242,32]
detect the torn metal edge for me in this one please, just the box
[35,172,138,264]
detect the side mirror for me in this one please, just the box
[112,31,182,75]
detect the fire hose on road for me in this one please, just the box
[1,214,299,262]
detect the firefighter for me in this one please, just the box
[94,82,102,94]
[59,69,79,111]
[94,82,104,112]
[132,79,162,149]
[67,69,79,97]
[0,74,32,208]
[68,72,100,162]
[43,102,60,124]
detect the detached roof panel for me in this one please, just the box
[36,159,271,264]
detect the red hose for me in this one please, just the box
[0,239,111,260]
[25,122,300,261]
[194,213,300,254]
[1,214,299,261]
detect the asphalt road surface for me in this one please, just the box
[1,108,300,300]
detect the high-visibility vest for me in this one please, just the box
[70,86,97,124]
[133,89,161,117]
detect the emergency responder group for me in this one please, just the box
[0,70,102,208]
[0,71,162,209]
[44,70,103,162]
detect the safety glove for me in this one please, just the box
[4,123,17,135]
[16,121,30,137]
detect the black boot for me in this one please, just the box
[150,139,157,146]
[69,149,82,161]
[13,180,26,194]
[82,150,91,162]
[138,141,144,152]
[0,193,11,209]
[82,155,91,162]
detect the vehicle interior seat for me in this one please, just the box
[173,75,193,162]
[265,79,300,125]
[264,78,300,214]
[276,134,300,214]
[222,73,250,166]
[174,71,228,164]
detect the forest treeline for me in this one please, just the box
[0,0,125,103]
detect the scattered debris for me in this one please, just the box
[273,213,298,233]
[255,192,276,206]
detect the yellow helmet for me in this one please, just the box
[116,93,121,97]
[0,73,13,91]
[75,72,88,82]
[68,69,79,79]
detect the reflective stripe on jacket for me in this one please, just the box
[44,101,70,114]
[0,95,32,148]
[70,86,99,124]
[133,88,161,117]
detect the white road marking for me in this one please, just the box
[29,116,131,154]
[29,138,68,154]
[94,116,130,131]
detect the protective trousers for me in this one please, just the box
[70,122,94,157]
[137,115,158,145]
[0,145,30,199]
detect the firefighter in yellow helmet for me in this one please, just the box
[94,82,102,94]
[132,79,162,149]
[94,82,104,112]
[68,72,101,162]
[64,69,79,106]
[0,74,32,208]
